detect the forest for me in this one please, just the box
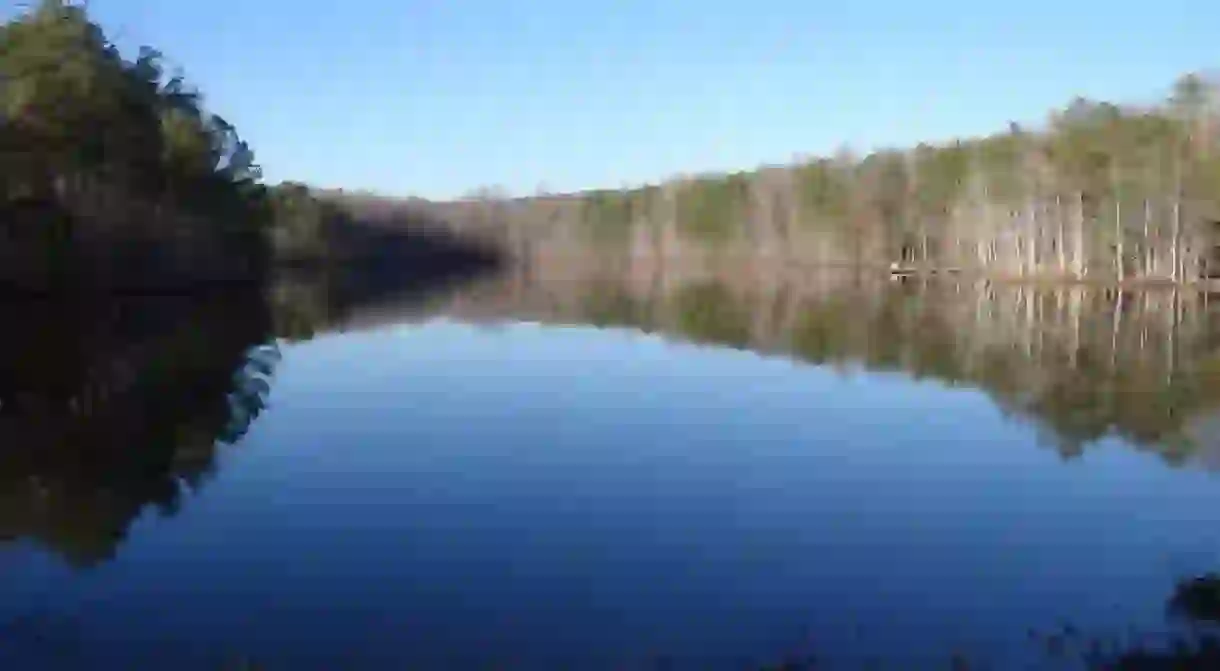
[6,2,1220,289]
[432,76,1220,285]
[0,0,361,291]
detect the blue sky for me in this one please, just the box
[41,1,1220,198]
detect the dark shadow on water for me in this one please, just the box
[0,294,279,566]
[0,233,501,567]
[1169,574,1220,626]
[1017,575,1220,670]
[6,575,1220,671]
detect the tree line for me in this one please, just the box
[9,3,1218,288]
[435,74,1220,284]
[0,1,374,291]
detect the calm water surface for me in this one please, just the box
[3,265,1220,669]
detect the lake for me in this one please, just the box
[3,261,1220,670]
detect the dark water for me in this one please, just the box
[3,263,1220,670]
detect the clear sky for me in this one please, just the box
[54,1,1220,198]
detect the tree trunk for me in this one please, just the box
[1142,197,1152,278]
[1114,196,1123,283]
[1056,194,1067,275]
[1074,191,1086,278]
[1171,165,1182,282]
[1111,288,1123,371]
[1028,199,1038,276]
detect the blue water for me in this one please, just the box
[2,318,1219,669]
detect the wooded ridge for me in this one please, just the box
[4,1,1220,286]
[420,77,1220,284]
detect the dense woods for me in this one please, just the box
[429,74,1220,284]
[0,1,366,291]
[7,3,1220,288]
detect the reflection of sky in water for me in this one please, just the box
[4,319,1220,669]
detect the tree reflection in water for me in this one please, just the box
[3,260,1220,668]
[1015,575,1220,670]
[0,293,279,567]
[747,574,1220,669]
[0,234,501,569]
[427,261,1220,469]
